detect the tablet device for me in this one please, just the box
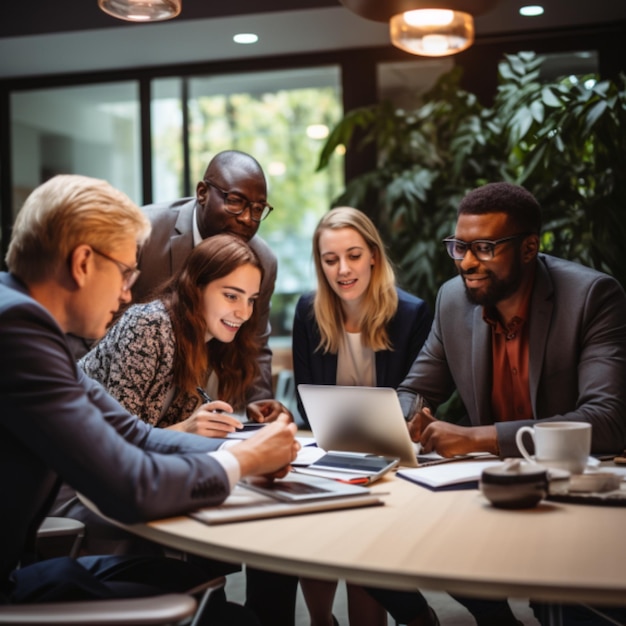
[308,452,399,476]
[240,473,370,502]
[297,384,419,467]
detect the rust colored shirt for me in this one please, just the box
[483,274,535,422]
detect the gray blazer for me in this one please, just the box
[133,198,277,401]
[398,254,626,457]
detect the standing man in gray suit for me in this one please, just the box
[135,150,280,417]
[399,182,626,626]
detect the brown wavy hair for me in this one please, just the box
[158,234,263,409]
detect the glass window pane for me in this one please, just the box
[378,58,453,108]
[151,78,184,202]
[538,50,599,84]
[185,66,344,338]
[10,82,141,219]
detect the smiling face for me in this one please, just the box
[454,212,526,307]
[318,227,375,309]
[195,162,268,243]
[201,263,262,342]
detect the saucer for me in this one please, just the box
[568,472,621,493]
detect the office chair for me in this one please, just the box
[36,516,85,559]
[0,594,198,625]
[0,517,225,626]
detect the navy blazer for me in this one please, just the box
[292,288,432,427]
[0,272,231,585]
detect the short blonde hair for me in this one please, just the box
[313,206,398,353]
[6,174,151,283]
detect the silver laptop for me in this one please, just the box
[297,384,419,467]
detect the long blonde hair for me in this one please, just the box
[312,207,398,353]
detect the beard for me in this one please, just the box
[461,254,524,307]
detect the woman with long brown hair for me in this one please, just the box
[80,233,285,433]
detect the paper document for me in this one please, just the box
[293,445,326,466]
[398,459,502,489]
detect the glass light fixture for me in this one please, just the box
[98,0,181,22]
[390,8,474,56]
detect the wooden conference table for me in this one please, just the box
[109,465,626,617]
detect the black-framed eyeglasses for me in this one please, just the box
[442,233,531,261]
[204,180,273,222]
[91,247,141,291]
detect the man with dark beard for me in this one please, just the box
[397,181,626,626]
[398,182,626,459]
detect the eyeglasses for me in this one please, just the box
[442,233,531,261]
[91,247,141,291]
[204,180,273,222]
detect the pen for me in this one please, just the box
[409,394,424,417]
[196,386,213,403]
[196,387,224,414]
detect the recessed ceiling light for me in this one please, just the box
[233,33,258,44]
[519,5,544,17]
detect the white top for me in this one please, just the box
[336,331,375,387]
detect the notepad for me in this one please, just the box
[398,459,502,489]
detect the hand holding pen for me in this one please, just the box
[165,388,243,438]
[407,394,435,445]
[194,387,265,435]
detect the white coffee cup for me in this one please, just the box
[515,421,592,474]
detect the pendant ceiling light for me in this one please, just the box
[98,0,181,22]
[339,0,498,57]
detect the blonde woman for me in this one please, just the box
[292,207,436,626]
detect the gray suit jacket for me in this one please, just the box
[0,272,230,585]
[398,254,626,457]
[134,198,277,401]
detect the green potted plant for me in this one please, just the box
[317,51,626,310]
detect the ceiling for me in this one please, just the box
[1,0,626,80]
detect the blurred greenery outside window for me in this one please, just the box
[151,67,345,343]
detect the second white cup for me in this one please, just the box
[515,421,592,474]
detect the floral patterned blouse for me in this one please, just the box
[79,300,200,427]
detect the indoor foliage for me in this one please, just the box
[317,51,626,310]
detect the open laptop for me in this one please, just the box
[297,384,419,467]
